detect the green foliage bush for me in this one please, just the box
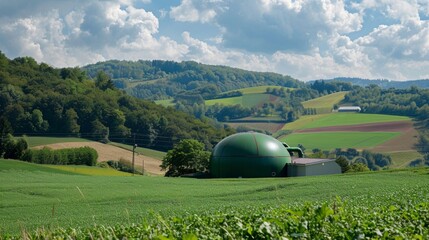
[106,158,135,174]
[161,139,211,177]
[0,134,28,159]
[21,147,98,166]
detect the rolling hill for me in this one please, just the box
[82,60,304,100]
[0,53,232,151]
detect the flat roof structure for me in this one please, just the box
[290,158,336,165]
[338,106,361,112]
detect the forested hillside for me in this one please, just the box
[82,60,304,100]
[343,85,429,120]
[0,52,233,150]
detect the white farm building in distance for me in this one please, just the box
[337,106,361,112]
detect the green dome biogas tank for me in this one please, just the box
[210,132,291,178]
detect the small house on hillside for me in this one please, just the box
[338,106,361,112]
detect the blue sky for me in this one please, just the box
[0,0,428,81]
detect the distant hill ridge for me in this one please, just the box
[309,77,429,89]
[82,60,304,100]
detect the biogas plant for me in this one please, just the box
[210,132,341,178]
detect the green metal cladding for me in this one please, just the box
[210,132,291,178]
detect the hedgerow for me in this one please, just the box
[21,147,98,166]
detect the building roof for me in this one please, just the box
[338,106,361,110]
[290,158,336,166]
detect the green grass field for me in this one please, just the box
[109,142,166,160]
[205,95,242,106]
[280,132,401,150]
[1,159,429,238]
[282,113,410,131]
[22,137,91,147]
[0,160,130,176]
[45,165,132,176]
[388,150,423,168]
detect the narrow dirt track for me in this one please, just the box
[34,142,165,176]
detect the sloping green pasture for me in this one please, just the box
[388,150,423,168]
[205,93,272,107]
[23,137,91,148]
[1,159,429,237]
[155,85,287,107]
[302,91,347,114]
[280,132,401,151]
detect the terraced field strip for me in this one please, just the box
[280,132,401,150]
[205,95,242,106]
[282,113,410,131]
[302,91,347,109]
[205,93,272,107]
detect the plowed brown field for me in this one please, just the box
[34,142,165,175]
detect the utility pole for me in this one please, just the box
[132,143,137,176]
[132,133,136,176]
[142,154,144,176]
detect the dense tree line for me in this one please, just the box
[0,52,233,151]
[343,85,429,120]
[83,60,304,100]
[313,77,429,89]
[309,80,354,94]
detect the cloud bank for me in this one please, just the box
[0,0,428,81]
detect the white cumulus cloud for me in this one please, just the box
[169,0,222,23]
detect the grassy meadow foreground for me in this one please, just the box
[1,160,429,238]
